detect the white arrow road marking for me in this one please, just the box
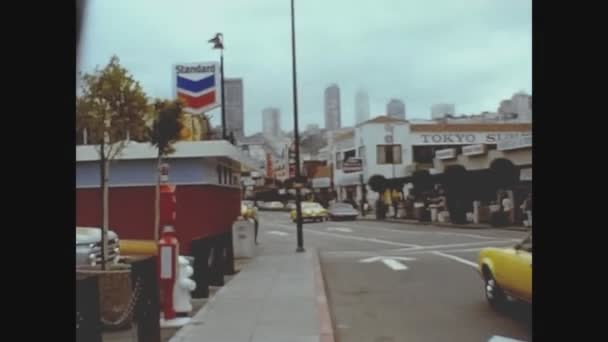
[359,256,416,271]
[327,227,353,233]
[432,251,478,268]
[488,336,527,342]
[382,259,408,270]
[266,231,289,236]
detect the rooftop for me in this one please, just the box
[76,140,260,171]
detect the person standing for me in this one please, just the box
[501,193,513,226]
[520,193,532,228]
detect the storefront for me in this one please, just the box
[432,134,532,225]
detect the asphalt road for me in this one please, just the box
[257,211,532,342]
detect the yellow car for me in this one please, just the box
[290,202,328,223]
[478,234,532,308]
[241,201,258,221]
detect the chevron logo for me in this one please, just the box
[175,62,221,114]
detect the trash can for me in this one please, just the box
[429,205,439,222]
[232,219,256,258]
[414,202,424,220]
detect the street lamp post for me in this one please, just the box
[291,0,305,253]
[208,33,227,140]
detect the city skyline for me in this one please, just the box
[79,0,531,135]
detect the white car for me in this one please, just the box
[76,227,120,266]
[267,201,285,210]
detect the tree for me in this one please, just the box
[368,174,388,193]
[149,99,185,241]
[76,55,148,269]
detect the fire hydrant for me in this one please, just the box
[173,256,196,315]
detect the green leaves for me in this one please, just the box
[76,55,149,147]
[149,99,185,156]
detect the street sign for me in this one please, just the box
[160,163,170,182]
[312,177,331,188]
[343,157,363,173]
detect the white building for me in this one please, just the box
[324,84,341,130]
[262,107,281,137]
[386,99,406,119]
[511,91,532,122]
[355,89,370,124]
[431,103,455,120]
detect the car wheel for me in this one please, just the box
[483,268,506,310]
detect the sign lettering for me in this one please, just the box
[414,132,530,145]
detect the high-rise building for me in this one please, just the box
[224,78,244,137]
[262,107,281,137]
[497,91,532,121]
[511,91,532,122]
[431,103,456,120]
[355,89,370,124]
[324,84,341,130]
[386,99,406,119]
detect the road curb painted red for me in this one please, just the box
[312,248,336,342]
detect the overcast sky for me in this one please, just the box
[79,0,531,135]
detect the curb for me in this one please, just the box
[311,248,336,342]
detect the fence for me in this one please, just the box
[76,256,161,342]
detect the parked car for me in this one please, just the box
[478,233,532,309]
[266,201,285,210]
[241,201,259,221]
[286,200,297,210]
[291,202,328,222]
[76,227,120,266]
[328,203,359,221]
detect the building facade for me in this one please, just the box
[431,103,456,120]
[262,107,281,137]
[225,78,244,137]
[76,141,257,255]
[324,84,341,130]
[386,99,406,119]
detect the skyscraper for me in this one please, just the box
[431,103,456,120]
[225,78,244,137]
[511,91,532,122]
[355,89,370,124]
[324,84,341,130]
[262,107,281,137]
[386,99,406,119]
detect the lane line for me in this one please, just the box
[328,220,521,241]
[273,223,422,248]
[432,251,478,268]
[392,240,517,252]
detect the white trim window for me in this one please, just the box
[377,144,402,164]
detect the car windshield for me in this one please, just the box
[332,203,354,210]
[302,203,322,209]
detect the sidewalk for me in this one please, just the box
[357,216,530,232]
[169,244,334,342]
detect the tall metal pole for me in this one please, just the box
[220,50,227,140]
[291,0,304,253]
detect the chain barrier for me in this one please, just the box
[100,277,142,328]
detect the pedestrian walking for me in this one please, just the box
[520,193,532,228]
[501,193,513,226]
